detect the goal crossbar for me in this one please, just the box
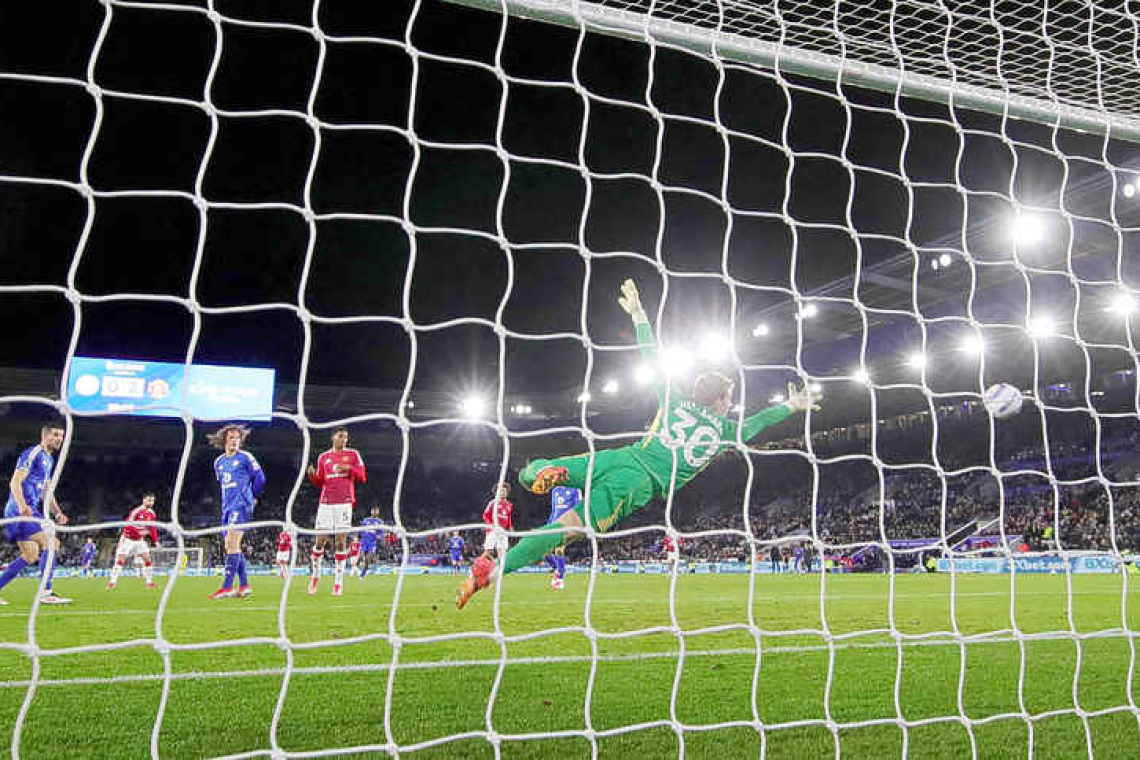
[449,0,1140,143]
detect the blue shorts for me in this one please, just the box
[222,506,252,534]
[4,505,44,544]
[449,551,463,563]
[360,544,377,555]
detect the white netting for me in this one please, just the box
[1,0,1140,757]
[150,547,203,573]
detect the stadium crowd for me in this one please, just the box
[3,393,1140,571]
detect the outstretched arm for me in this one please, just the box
[734,382,823,442]
[619,279,669,406]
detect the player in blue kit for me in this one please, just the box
[448,532,466,573]
[0,423,72,605]
[358,506,383,578]
[207,424,265,600]
[79,536,97,578]
[544,486,580,590]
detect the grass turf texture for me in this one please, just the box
[0,573,1136,758]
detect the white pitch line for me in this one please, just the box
[0,634,1111,690]
[0,587,1130,618]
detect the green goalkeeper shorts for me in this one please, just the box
[526,447,659,533]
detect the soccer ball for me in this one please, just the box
[983,383,1023,419]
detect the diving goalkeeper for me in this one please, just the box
[457,279,822,608]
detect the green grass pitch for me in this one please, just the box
[0,571,1137,758]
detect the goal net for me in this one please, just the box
[150,547,203,575]
[2,0,1139,756]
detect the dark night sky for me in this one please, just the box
[1,0,1138,411]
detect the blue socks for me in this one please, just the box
[544,554,566,580]
[236,554,248,587]
[223,553,239,590]
[0,557,29,591]
[39,551,56,592]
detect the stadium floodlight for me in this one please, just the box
[906,352,926,370]
[752,322,770,337]
[459,395,485,420]
[930,258,940,271]
[1010,211,1045,246]
[511,404,533,415]
[809,382,822,393]
[1108,292,1136,315]
[852,367,871,384]
[1028,316,1055,338]
[577,391,591,403]
[769,393,785,403]
[633,363,655,386]
[405,400,415,409]
[800,303,819,319]
[698,333,730,362]
[602,379,620,394]
[1124,183,1136,198]
[938,253,952,267]
[960,334,985,355]
[660,345,693,377]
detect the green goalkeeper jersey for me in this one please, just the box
[627,321,793,490]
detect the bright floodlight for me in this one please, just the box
[809,382,822,393]
[939,253,952,267]
[769,393,785,403]
[1011,212,1045,246]
[930,259,939,271]
[1028,316,1055,338]
[1124,183,1136,198]
[1108,292,1136,315]
[961,334,985,354]
[460,395,485,419]
[577,391,591,403]
[906,352,926,370]
[660,345,693,377]
[602,379,620,394]
[752,322,770,338]
[852,367,870,384]
[633,363,655,386]
[800,303,818,319]
[699,333,730,362]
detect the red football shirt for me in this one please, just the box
[122,506,159,544]
[277,532,292,552]
[482,498,514,532]
[308,448,367,504]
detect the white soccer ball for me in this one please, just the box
[983,383,1023,419]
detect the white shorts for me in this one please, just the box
[116,538,150,558]
[348,555,358,567]
[483,530,509,556]
[315,503,352,532]
[276,551,290,563]
[667,550,680,563]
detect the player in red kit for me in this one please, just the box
[663,534,682,570]
[480,482,514,563]
[107,493,160,590]
[306,427,366,596]
[347,535,361,578]
[275,530,292,579]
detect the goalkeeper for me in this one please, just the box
[457,279,821,608]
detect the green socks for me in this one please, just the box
[502,523,566,575]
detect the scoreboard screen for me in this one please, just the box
[66,356,275,421]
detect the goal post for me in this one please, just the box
[3,0,1140,756]
[149,547,203,575]
[448,0,1140,142]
